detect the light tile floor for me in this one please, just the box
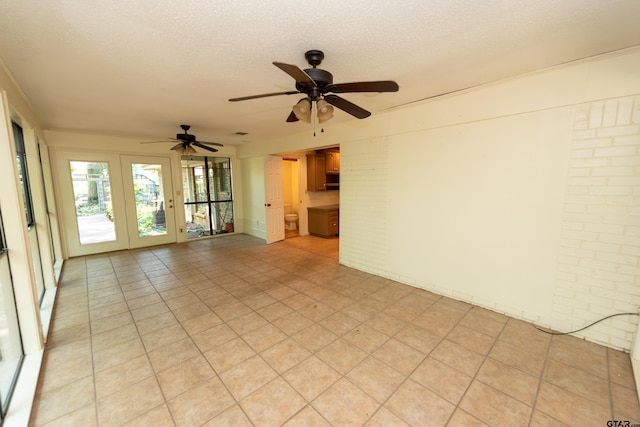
[30,234,640,426]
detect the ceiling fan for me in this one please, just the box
[141,125,223,154]
[229,50,399,124]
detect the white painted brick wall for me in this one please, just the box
[553,95,640,350]
[339,137,389,274]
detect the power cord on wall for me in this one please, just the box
[536,312,639,335]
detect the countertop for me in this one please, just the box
[307,204,340,211]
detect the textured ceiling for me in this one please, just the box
[1,0,640,146]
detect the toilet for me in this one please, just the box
[284,204,298,230]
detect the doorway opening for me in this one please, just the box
[282,158,299,239]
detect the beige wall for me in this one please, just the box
[238,47,640,350]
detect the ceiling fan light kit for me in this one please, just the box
[173,144,198,155]
[292,98,312,123]
[229,49,398,130]
[316,99,334,123]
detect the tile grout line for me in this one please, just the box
[445,307,511,426]
[130,250,181,427]
[85,256,102,427]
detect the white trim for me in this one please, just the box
[3,284,56,426]
[3,350,44,427]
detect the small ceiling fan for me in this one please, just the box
[141,125,223,154]
[229,50,399,123]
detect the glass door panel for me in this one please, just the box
[185,202,211,237]
[121,156,175,248]
[52,150,127,257]
[131,163,167,238]
[70,161,116,245]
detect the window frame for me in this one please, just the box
[12,122,35,228]
[182,156,234,238]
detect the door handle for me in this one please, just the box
[265,203,271,207]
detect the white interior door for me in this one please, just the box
[265,155,284,244]
[121,155,176,248]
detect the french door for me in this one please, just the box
[121,156,175,248]
[53,150,177,256]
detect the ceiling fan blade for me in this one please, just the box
[229,90,300,102]
[324,94,371,119]
[327,81,399,93]
[286,111,299,122]
[196,140,224,147]
[273,62,316,86]
[193,142,219,153]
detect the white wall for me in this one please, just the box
[555,95,640,349]
[238,47,640,351]
[240,156,267,239]
[382,107,573,321]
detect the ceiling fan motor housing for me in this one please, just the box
[176,133,196,142]
[296,68,333,101]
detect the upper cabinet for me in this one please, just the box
[307,149,340,191]
[325,150,340,174]
[307,153,326,191]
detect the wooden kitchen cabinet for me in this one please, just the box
[308,205,339,238]
[306,153,327,191]
[325,151,340,174]
[307,152,339,191]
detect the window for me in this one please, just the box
[37,143,58,264]
[12,123,34,227]
[182,156,234,238]
[0,209,25,418]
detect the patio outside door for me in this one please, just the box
[53,150,177,257]
[121,155,176,248]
